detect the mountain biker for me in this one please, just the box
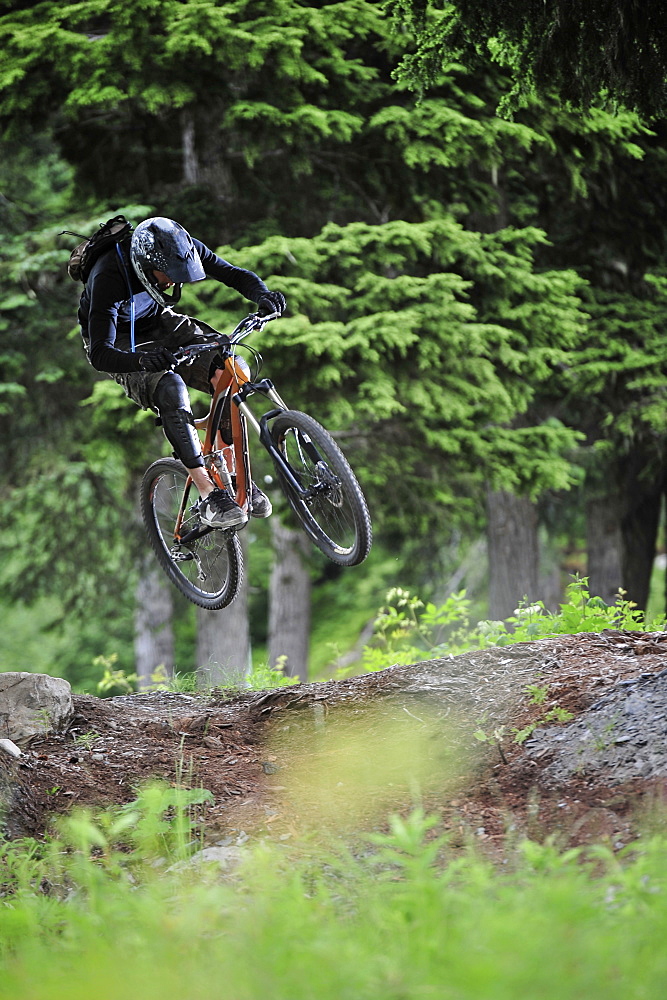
[78,216,286,529]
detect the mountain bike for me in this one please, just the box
[140,311,372,610]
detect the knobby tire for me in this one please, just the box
[270,410,372,567]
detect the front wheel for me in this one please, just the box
[140,458,242,610]
[270,410,372,567]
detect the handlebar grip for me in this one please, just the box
[171,340,229,365]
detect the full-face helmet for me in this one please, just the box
[130,217,205,307]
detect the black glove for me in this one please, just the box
[137,346,178,372]
[257,290,287,316]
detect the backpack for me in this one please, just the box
[63,215,134,283]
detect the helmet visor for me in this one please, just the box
[162,254,205,284]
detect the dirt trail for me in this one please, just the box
[3,631,667,849]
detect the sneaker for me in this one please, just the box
[199,488,248,529]
[250,482,272,518]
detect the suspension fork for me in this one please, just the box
[232,377,288,435]
[233,380,325,500]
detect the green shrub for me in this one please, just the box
[361,575,667,671]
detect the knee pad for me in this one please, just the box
[153,373,203,469]
[153,371,191,412]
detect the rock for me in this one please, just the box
[0,672,73,741]
[0,739,21,759]
[167,845,246,876]
[190,846,246,869]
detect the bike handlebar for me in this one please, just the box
[171,310,280,366]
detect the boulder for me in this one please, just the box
[0,672,73,742]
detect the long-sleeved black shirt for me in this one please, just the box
[78,238,269,373]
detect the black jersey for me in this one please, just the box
[78,238,269,373]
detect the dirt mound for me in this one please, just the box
[3,631,667,849]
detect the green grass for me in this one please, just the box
[1,789,667,1000]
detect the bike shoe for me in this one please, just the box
[199,488,248,529]
[250,482,272,518]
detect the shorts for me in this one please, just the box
[112,309,229,411]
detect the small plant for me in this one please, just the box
[590,715,620,752]
[510,706,574,746]
[512,723,538,745]
[525,683,549,706]
[246,656,299,691]
[73,731,101,751]
[95,653,137,696]
[510,688,575,746]
[543,706,574,724]
[473,720,508,764]
[142,665,199,693]
[35,707,53,731]
[366,807,449,878]
[362,586,471,671]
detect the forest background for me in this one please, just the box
[2,0,667,693]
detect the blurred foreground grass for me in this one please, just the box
[1,774,666,1000]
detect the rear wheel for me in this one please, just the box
[270,410,372,566]
[140,458,242,610]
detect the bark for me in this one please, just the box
[621,481,663,612]
[134,556,175,690]
[181,109,199,186]
[586,453,665,612]
[486,489,539,619]
[196,533,250,687]
[268,518,311,681]
[586,493,624,605]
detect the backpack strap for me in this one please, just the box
[115,243,136,353]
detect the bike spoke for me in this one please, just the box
[141,459,242,609]
[271,412,372,566]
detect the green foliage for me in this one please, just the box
[3,0,667,684]
[361,576,667,671]
[154,658,299,694]
[388,0,667,120]
[0,0,394,236]
[95,654,138,696]
[366,807,448,879]
[244,657,300,691]
[359,585,472,670]
[2,791,667,998]
[0,143,158,623]
[485,702,575,749]
[524,682,548,706]
[565,278,667,446]
[0,595,136,692]
[193,217,586,539]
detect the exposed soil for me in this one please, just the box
[4,630,667,851]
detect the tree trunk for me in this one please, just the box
[134,555,175,690]
[181,109,199,185]
[196,534,250,687]
[586,453,664,612]
[620,476,663,612]
[586,493,623,605]
[268,518,311,681]
[486,489,539,619]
